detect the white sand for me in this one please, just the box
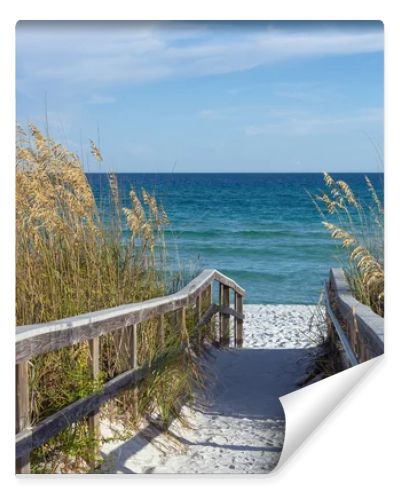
[100,304,326,474]
[244,304,325,349]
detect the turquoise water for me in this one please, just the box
[87,173,383,304]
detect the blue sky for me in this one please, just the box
[16,21,384,173]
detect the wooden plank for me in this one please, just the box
[129,324,138,368]
[16,299,183,364]
[15,346,185,459]
[179,268,244,297]
[212,270,245,296]
[88,338,100,469]
[325,281,359,367]
[191,304,240,341]
[359,337,367,363]
[325,296,336,343]
[129,325,139,419]
[16,362,30,473]
[198,303,219,328]
[220,305,244,321]
[205,285,214,342]
[157,314,165,349]
[221,285,230,347]
[196,294,202,351]
[218,283,223,343]
[177,307,189,347]
[329,268,384,358]
[235,293,243,348]
[16,269,245,364]
[234,293,237,346]
[351,307,360,357]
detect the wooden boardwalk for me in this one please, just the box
[15,267,384,474]
[100,306,323,474]
[16,269,244,473]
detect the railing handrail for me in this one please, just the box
[15,269,245,468]
[326,267,384,364]
[16,269,245,363]
[324,281,359,367]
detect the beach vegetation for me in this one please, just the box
[313,172,384,317]
[16,124,203,473]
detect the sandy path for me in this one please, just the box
[244,304,325,349]
[100,305,325,474]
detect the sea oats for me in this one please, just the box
[323,171,335,186]
[130,189,146,224]
[108,173,120,212]
[337,180,359,207]
[365,175,383,214]
[17,124,190,472]
[316,174,383,316]
[90,140,103,162]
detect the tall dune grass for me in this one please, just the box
[313,172,384,317]
[16,124,203,473]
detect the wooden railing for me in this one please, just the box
[15,269,244,474]
[325,268,384,367]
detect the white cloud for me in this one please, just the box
[244,107,383,136]
[16,22,383,88]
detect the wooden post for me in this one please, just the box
[326,315,335,343]
[218,282,223,343]
[351,308,360,360]
[129,324,139,420]
[157,314,165,350]
[233,292,237,346]
[16,362,30,474]
[196,293,202,351]
[235,293,243,348]
[359,340,366,363]
[204,284,213,342]
[221,284,230,347]
[88,338,100,469]
[177,307,189,347]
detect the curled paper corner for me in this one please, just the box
[275,355,383,471]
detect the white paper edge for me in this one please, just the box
[274,355,383,471]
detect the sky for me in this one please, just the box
[16,21,384,173]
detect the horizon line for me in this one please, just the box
[84,171,384,175]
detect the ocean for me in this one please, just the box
[87,173,383,304]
